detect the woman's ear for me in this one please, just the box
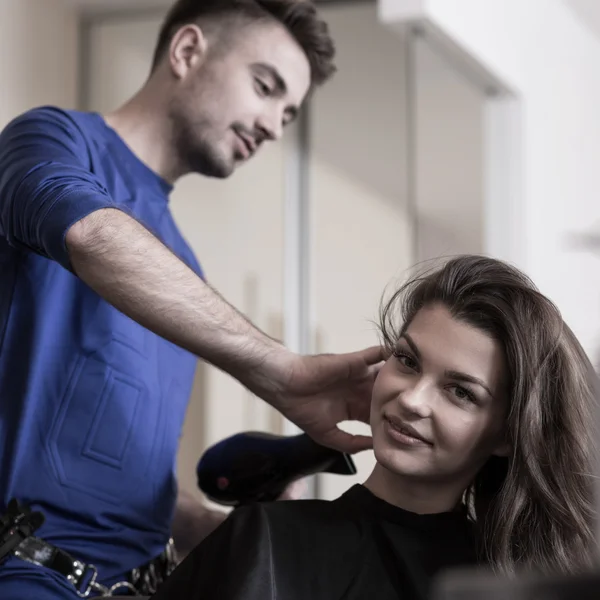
[492,434,511,458]
[169,24,208,79]
[492,443,510,458]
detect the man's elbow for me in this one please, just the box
[65,208,119,255]
[65,218,88,251]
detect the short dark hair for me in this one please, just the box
[152,0,336,86]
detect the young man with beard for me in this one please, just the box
[0,1,382,597]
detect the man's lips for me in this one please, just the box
[235,132,256,158]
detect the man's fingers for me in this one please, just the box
[321,429,373,454]
[357,345,387,366]
[349,396,371,424]
[277,478,309,501]
[367,361,384,380]
[341,346,386,382]
[341,433,373,454]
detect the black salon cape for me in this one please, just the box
[151,485,477,600]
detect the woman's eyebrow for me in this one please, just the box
[399,333,421,359]
[401,333,495,399]
[445,370,494,399]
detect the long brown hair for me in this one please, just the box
[379,255,599,575]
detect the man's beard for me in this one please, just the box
[169,109,234,179]
[179,129,233,179]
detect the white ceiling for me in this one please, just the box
[68,0,170,14]
[71,0,164,6]
[68,0,600,43]
[565,0,600,39]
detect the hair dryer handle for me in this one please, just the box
[196,431,357,507]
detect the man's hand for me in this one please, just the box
[263,346,386,454]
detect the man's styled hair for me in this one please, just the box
[152,0,336,86]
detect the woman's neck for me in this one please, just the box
[363,463,466,515]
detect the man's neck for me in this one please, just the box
[104,90,182,184]
[363,463,466,515]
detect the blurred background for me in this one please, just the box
[3,0,600,503]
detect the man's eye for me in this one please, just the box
[255,79,271,96]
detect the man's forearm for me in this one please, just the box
[66,208,287,397]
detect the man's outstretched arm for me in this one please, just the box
[65,206,383,453]
[66,207,287,403]
[0,107,383,454]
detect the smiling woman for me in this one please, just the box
[149,255,599,600]
[367,299,511,515]
[371,255,599,575]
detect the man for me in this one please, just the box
[0,0,382,598]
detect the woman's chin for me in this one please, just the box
[374,443,427,478]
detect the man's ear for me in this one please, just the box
[169,24,208,79]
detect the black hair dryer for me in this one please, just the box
[196,431,357,507]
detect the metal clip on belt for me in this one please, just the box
[14,536,138,597]
[14,535,176,597]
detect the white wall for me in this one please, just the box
[414,35,485,261]
[308,4,412,499]
[0,0,79,128]
[566,0,600,40]
[309,4,485,499]
[380,0,600,358]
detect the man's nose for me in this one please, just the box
[256,109,284,142]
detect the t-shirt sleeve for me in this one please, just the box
[0,106,117,271]
[153,505,278,600]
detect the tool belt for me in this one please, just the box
[0,499,178,597]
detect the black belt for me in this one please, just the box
[0,499,176,596]
[13,535,177,597]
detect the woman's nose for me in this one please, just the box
[397,379,433,418]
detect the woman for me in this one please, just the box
[150,255,599,600]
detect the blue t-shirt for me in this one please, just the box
[0,106,202,582]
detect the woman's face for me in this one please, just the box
[370,304,509,487]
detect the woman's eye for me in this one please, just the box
[393,351,418,372]
[450,385,476,404]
